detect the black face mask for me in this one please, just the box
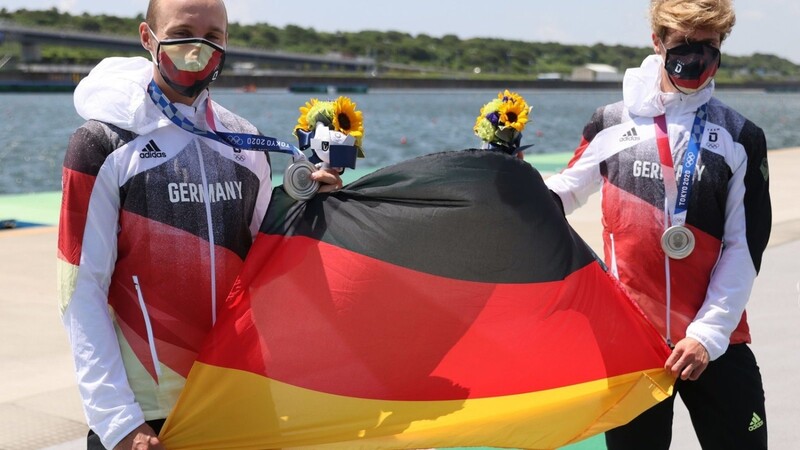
[663,41,721,94]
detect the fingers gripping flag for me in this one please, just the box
[160,150,673,449]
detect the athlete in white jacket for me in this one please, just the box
[546,1,770,449]
[58,1,340,448]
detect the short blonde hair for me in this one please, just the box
[650,0,736,41]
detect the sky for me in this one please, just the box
[2,0,799,64]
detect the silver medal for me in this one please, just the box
[661,225,695,260]
[283,159,320,201]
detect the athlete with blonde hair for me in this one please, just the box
[546,0,770,448]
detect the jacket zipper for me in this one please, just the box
[195,141,218,325]
[132,275,162,378]
[608,232,619,278]
[662,200,673,347]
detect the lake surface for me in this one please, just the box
[1,88,798,194]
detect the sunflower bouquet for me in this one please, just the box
[294,96,365,169]
[473,90,532,154]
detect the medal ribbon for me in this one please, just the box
[653,104,708,228]
[653,104,707,347]
[147,80,305,160]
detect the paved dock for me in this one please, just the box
[1,148,798,449]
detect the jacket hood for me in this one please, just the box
[623,54,714,117]
[74,57,178,135]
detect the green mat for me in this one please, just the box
[0,191,62,226]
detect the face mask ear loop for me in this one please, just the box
[657,38,669,59]
[146,25,162,67]
[656,39,684,93]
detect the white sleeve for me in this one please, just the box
[685,143,765,360]
[545,141,604,215]
[61,160,145,449]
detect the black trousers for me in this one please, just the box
[87,419,165,449]
[606,343,768,450]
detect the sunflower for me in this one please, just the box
[498,96,530,132]
[474,89,532,149]
[332,96,363,136]
[498,89,524,105]
[294,96,366,159]
[295,98,318,131]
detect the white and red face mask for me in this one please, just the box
[662,41,721,94]
[148,27,226,98]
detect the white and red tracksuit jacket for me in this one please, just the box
[57,57,272,448]
[546,55,771,361]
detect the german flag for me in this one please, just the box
[160,150,673,449]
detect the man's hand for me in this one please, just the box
[312,167,344,194]
[113,423,165,450]
[665,337,710,381]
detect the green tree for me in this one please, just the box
[3,7,799,81]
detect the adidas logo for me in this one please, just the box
[139,140,167,159]
[748,412,764,432]
[619,127,640,142]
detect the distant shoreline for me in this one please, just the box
[214,73,800,92]
[2,70,799,93]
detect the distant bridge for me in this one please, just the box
[0,22,375,72]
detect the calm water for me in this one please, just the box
[1,88,799,194]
